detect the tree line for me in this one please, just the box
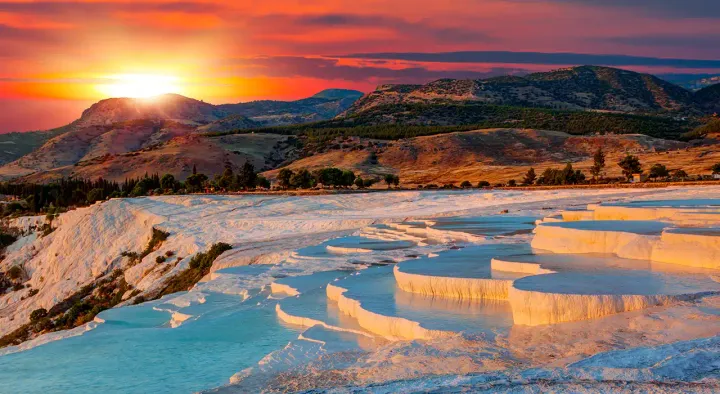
[276,167,398,189]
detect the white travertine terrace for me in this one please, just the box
[386,223,486,243]
[326,280,455,340]
[393,265,513,300]
[531,220,663,260]
[267,198,720,343]
[651,228,720,269]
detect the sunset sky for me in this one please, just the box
[1,0,719,132]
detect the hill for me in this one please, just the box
[264,128,719,185]
[215,103,694,141]
[345,66,701,115]
[695,84,720,114]
[0,90,363,167]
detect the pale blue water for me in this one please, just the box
[0,293,300,394]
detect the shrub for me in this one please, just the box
[30,308,48,323]
[87,188,105,203]
[0,232,17,248]
[165,250,175,257]
[618,155,642,180]
[460,181,472,188]
[712,163,720,175]
[673,169,688,179]
[522,168,536,185]
[477,181,490,188]
[536,163,586,185]
[507,179,517,187]
[157,243,233,297]
[155,256,167,264]
[648,164,670,179]
[7,265,22,280]
[188,243,232,270]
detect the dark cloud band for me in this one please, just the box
[333,51,720,69]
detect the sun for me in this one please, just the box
[98,74,182,98]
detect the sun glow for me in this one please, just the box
[98,74,182,98]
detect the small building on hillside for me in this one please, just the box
[631,173,647,183]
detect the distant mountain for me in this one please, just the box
[0,90,364,167]
[311,89,365,100]
[74,94,226,128]
[695,84,720,114]
[660,74,720,91]
[196,115,263,133]
[346,66,696,115]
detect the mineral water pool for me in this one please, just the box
[0,292,301,394]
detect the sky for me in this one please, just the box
[1,0,719,132]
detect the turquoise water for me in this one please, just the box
[0,293,300,394]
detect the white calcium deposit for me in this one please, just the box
[2,188,681,337]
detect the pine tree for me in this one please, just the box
[522,168,536,185]
[591,148,605,179]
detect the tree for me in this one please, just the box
[591,147,605,179]
[217,165,235,190]
[185,173,208,192]
[87,188,105,203]
[507,179,517,187]
[30,308,47,323]
[290,169,314,189]
[354,177,364,188]
[313,168,344,187]
[277,168,294,189]
[648,164,669,179]
[384,174,396,188]
[536,163,585,185]
[392,175,400,187]
[460,181,472,188]
[256,176,271,189]
[618,155,642,180]
[712,163,720,175]
[160,174,175,191]
[522,168,536,185]
[341,170,356,187]
[673,169,688,179]
[237,162,257,189]
[477,180,490,188]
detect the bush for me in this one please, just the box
[188,243,232,270]
[536,163,586,185]
[87,188,105,203]
[157,243,233,297]
[673,169,688,179]
[155,256,167,264]
[712,163,720,175]
[648,163,670,179]
[7,265,22,280]
[30,308,48,323]
[477,181,491,188]
[460,181,472,188]
[0,232,17,248]
[618,155,642,180]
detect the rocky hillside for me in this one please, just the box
[264,128,720,185]
[0,124,300,183]
[695,84,720,114]
[0,89,363,167]
[346,66,706,115]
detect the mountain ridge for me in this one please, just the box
[345,66,714,116]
